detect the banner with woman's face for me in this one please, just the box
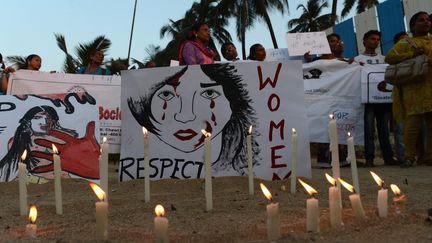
[120,61,311,181]
[0,93,100,183]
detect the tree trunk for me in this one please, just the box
[331,0,337,25]
[262,11,278,49]
[241,29,247,60]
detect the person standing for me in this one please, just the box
[221,42,240,62]
[247,44,266,61]
[385,11,432,167]
[178,22,216,65]
[77,50,111,75]
[355,30,397,166]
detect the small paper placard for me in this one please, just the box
[285,32,331,56]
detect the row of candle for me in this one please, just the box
[261,172,406,240]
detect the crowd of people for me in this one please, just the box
[1,12,431,168]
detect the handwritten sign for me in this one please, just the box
[265,48,303,62]
[285,32,331,56]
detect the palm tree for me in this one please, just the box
[288,0,332,33]
[331,0,338,25]
[5,56,26,69]
[217,0,289,57]
[55,34,111,73]
[131,44,161,68]
[341,0,379,18]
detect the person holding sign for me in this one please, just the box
[77,50,111,75]
[178,23,217,65]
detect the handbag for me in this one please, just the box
[385,39,429,86]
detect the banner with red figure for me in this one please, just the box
[120,61,311,181]
[0,93,100,183]
[7,70,121,153]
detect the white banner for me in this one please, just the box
[120,61,311,181]
[7,70,121,153]
[0,94,100,183]
[360,64,393,103]
[303,60,364,145]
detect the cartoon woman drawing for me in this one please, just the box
[128,63,260,175]
[0,105,100,182]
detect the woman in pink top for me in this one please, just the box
[179,23,216,65]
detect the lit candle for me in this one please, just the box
[52,145,63,215]
[90,183,108,240]
[339,178,366,220]
[154,204,169,243]
[290,128,298,194]
[325,173,342,227]
[25,205,37,238]
[370,171,388,218]
[99,137,109,202]
[260,183,280,241]
[19,150,28,216]
[143,127,150,203]
[347,132,360,194]
[247,126,254,195]
[390,184,406,214]
[328,115,341,194]
[298,179,319,233]
[202,129,213,211]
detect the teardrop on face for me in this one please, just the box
[210,99,215,109]
[211,112,217,126]
[163,100,167,110]
[162,112,165,121]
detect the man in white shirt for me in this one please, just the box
[355,30,397,167]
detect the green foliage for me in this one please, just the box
[288,0,332,33]
[54,33,111,73]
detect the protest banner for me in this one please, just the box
[0,93,100,183]
[7,70,121,153]
[360,64,393,103]
[120,61,311,181]
[285,31,331,56]
[303,60,364,145]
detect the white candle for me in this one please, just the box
[99,137,109,202]
[143,127,150,203]
[19,150,28,216]
[25,205,37,238]
[290,128,298,194]
[260,183,280,241]
[202,129,213,211]
[154,204,169,243]
[247,126,254,195]
[325,174,342,227]
[390,184,406,214]
[328,115,341,195]
[299,179,319,233]
[370,171,388,218]
[339,178,366,220]
[52,145,63,215]
[90,183,108,240]
[347,132,360,194]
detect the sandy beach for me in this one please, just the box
[1,159,431,242]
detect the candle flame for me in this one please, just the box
[338,178,355,193]
[155,204,165,217]
[89,182,105,201]
[390,184,401,196]
[29,205,37,224]
[260,183,272,201]
[142,127,148,136]
[348,132,351,137]
[52,144,58,154]
[329,114,334,119]
[201,129,211,138]
[248,125,252,134]
[298,179,317,197]
[370,171,384,187]
[292,128,296,134]
[325,173,336,186]
[102,136,107,143]
[21,150,27,161]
